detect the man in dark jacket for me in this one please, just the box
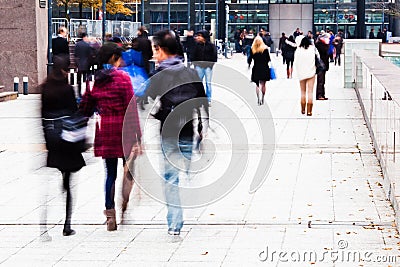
[74,33,93,97]
[52,26,70,66]
[191,30,217,103]
[315,32,330,100]
[131,26,153,75]
[369,28,376,39]
[146,29,208,236]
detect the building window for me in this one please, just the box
[151,11,188,23]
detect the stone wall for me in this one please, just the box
[269,4,313,52]
[0,0,47,93]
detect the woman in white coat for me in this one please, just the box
[293,36,317,116]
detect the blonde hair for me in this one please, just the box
[251,36,267,54]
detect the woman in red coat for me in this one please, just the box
[80,43,142,231]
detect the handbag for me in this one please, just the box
[61,114,88,143]
[315,54,326,75]
[269,66,277,80]
[43,113,88,152]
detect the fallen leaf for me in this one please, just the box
[346,232,351,234]
[378,227,384,231]
[377,182,383,186]
[307,204,313,206]
[201,251,209,255]
[209,213,215,216]
[383,248,392,251]
[359,209,365,211]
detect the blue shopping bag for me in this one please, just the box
[121,65,149,97]
[122,49,145,67]
[270,66,277,80]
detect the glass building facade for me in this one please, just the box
[53,0,395,39]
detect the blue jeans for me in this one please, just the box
[245,45,251,62]
[195,66,213,102]
[104,158,128,209]
[161,138,193,231]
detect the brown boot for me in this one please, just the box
[104,209,117,231]
[306,103,313,116]
[301,100,306,115]
[287,69,290,79]
[289,68,293,78]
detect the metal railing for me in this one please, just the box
[52,18,141,41]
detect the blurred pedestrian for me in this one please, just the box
[333,33,343,66]
[293,36,316,116]
[184,28,196,65]
[147,30,208,236]
[248,36,271,105]
[191,30,217,104]
[328,30,335,63]
[79,42,142,231]
[377,28,384,42]
[243,29,255,61]
[234,29,242,53]
[278,32,287,64]
[131,26,153,109]
[74,32,93,98]
[293,28,301,39]
[284,35,297,79]
[315,31,330,100]
[52,26,70,66]
[41,55,86,236]
[369,28,375,39]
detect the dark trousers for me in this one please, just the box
[77,71,88,97]
[104,158,128,209]
[235,40,242,52]
[316,71,327,99]
[335,50,341,66]
[62,171,72,229]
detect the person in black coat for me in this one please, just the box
[131,26,154,75]
[40,55,85,236]
[52,27,70,66]
[315,32,330,100]
[248,36,271,105]
[184,29,196,66]
[74,33,93,97]
[369,28,375,39]
[191,30,217,103]
[284,35,297,78]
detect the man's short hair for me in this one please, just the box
[152,30,179,55]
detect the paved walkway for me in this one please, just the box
[0,53,399,266]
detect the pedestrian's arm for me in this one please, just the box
[79,85,96,117]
